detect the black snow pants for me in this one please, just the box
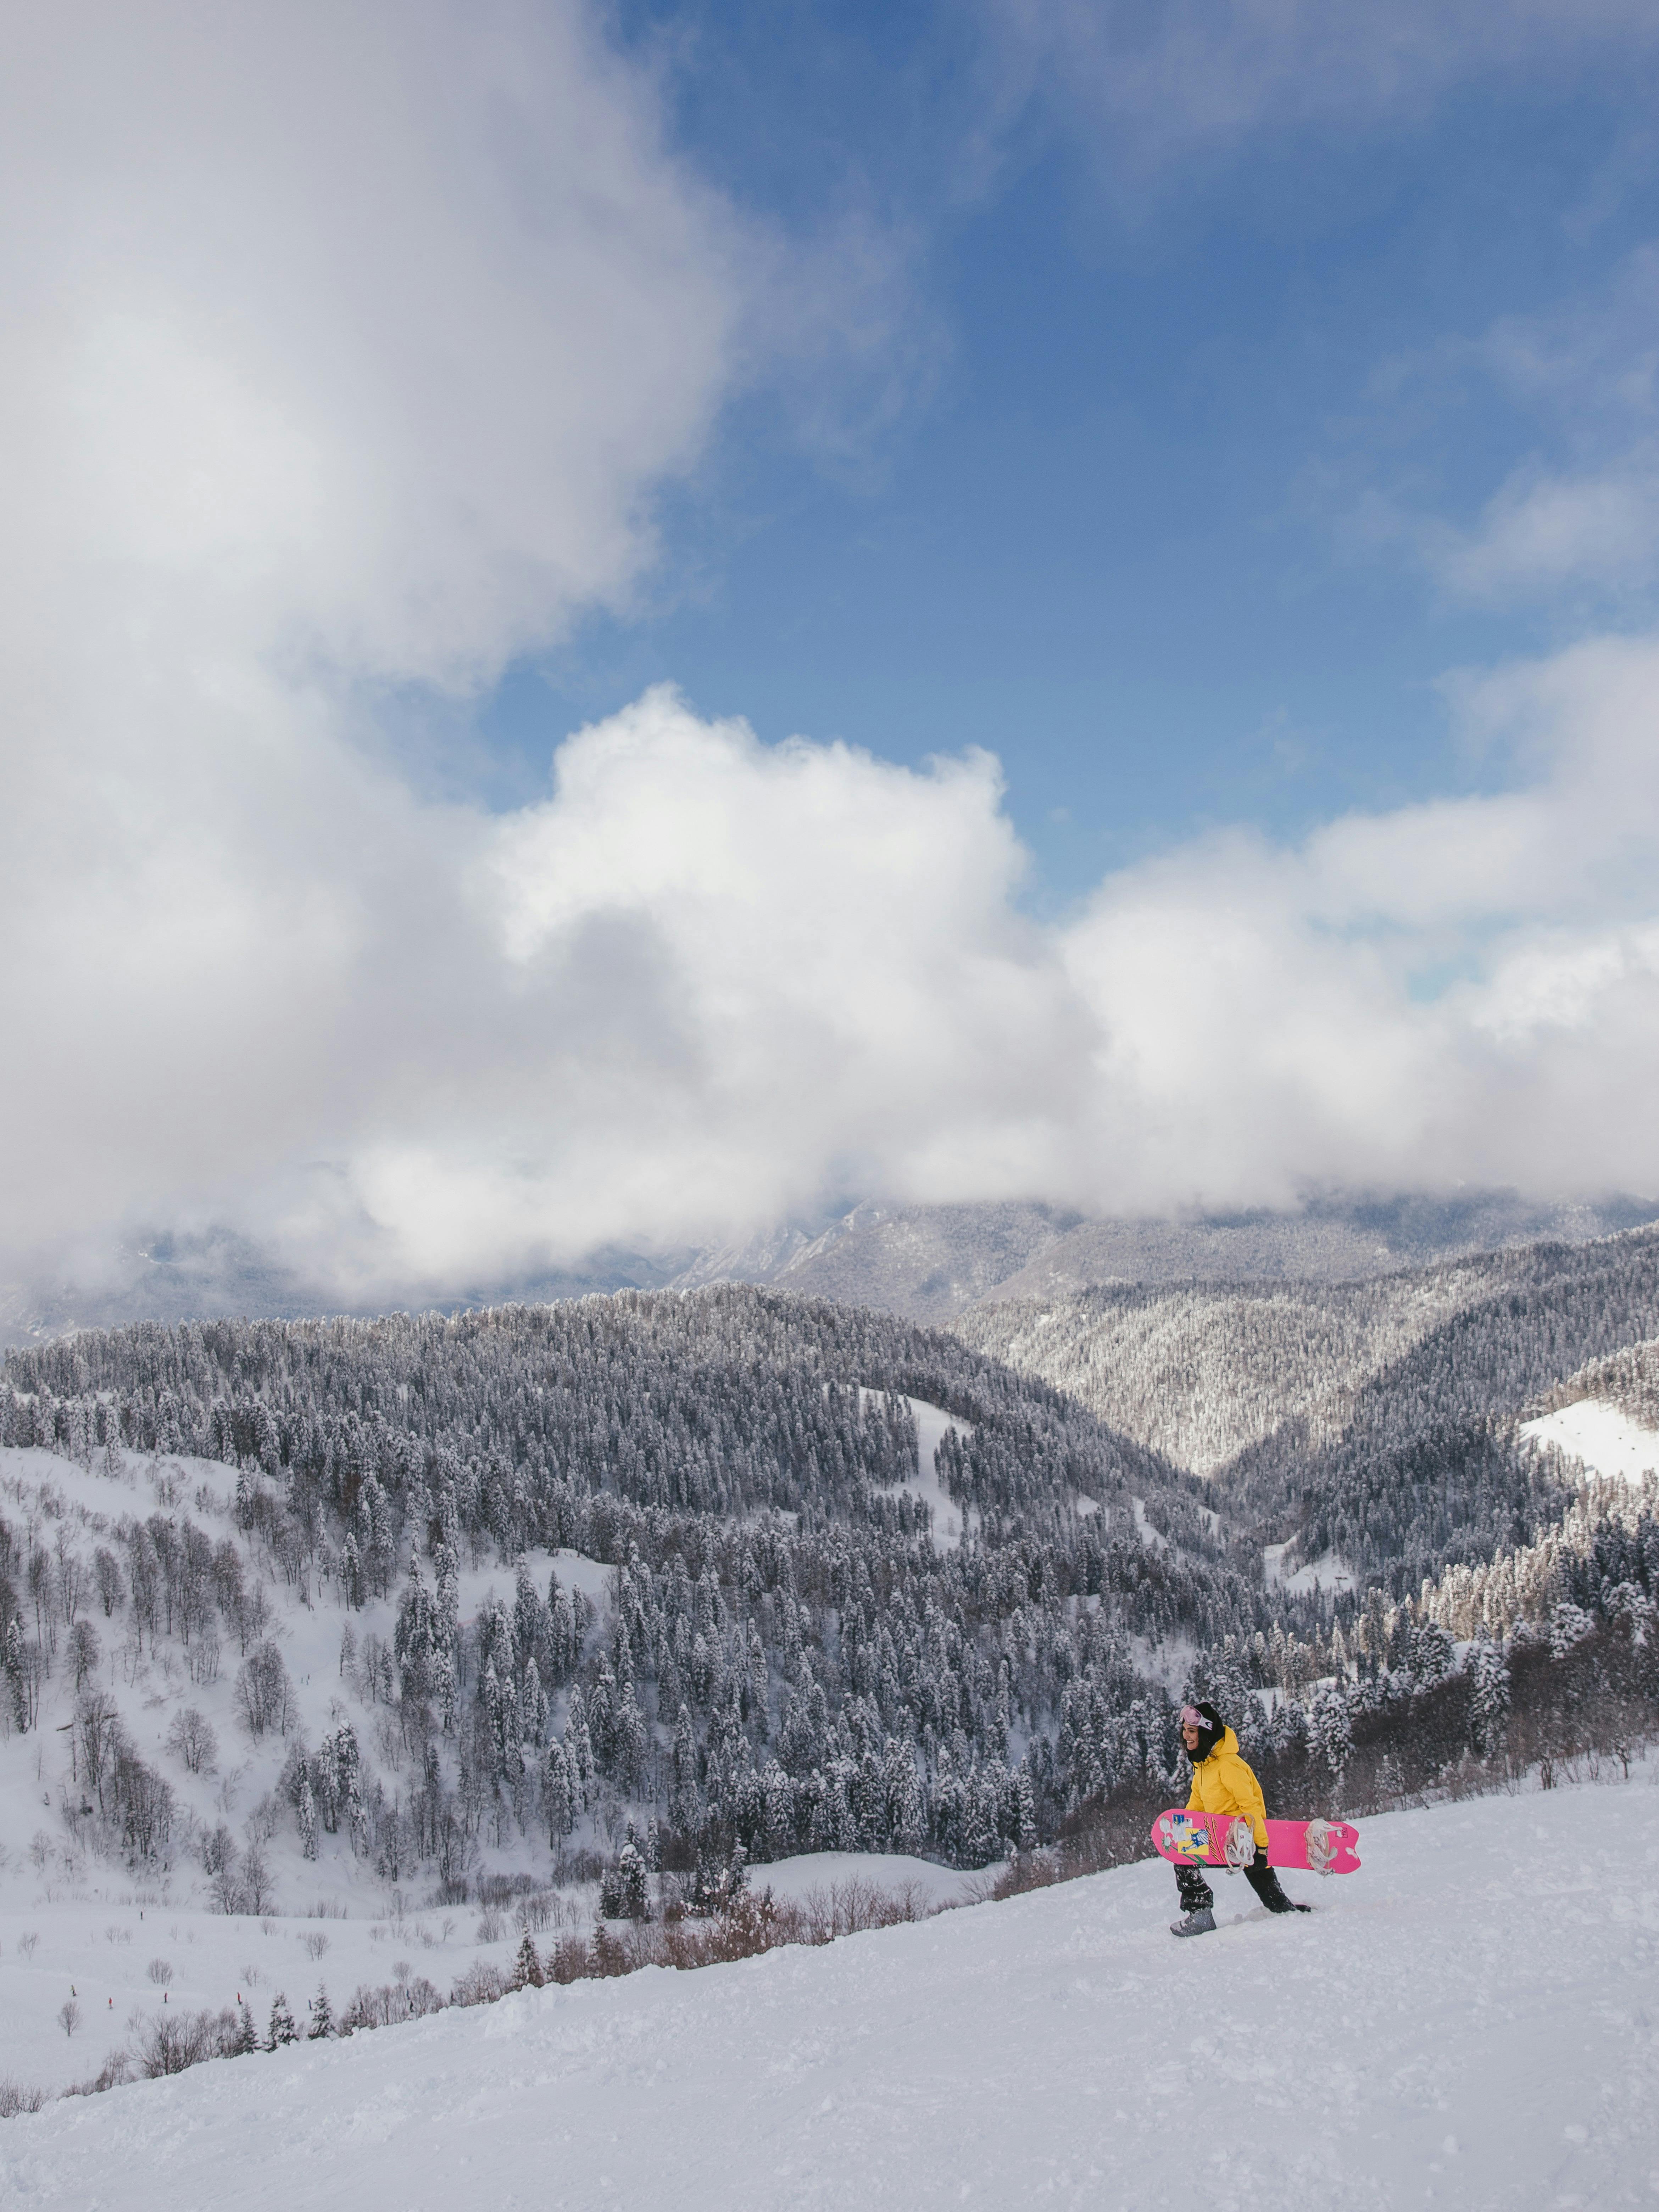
[1175,1858,1300,1915]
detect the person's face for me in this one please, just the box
[1182,1721,1200,1753]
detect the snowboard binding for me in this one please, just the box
[1221,1817,1257,1872]
[1303,1819,1337,1876]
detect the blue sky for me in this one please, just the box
[475,1,1659,906]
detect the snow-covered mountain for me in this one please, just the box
[3,1779,1653,2210]
[0,1277,1653,2133]
[958,1223,1659,1590]
[9,1189,1656,1348]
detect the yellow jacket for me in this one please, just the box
[1186,1725,1269,1848]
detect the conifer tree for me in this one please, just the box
[508,1933,544,1991]
[520,1656,548,1747]
[543,1737,575,1841]
[1468,1640,1512,1758]
[307,1985,334,2040]
[267,1993,298,2049]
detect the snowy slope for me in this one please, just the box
[1522,1400,1659,1486]
[5,1780,1657,2211]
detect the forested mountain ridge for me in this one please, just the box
[4,1287,1195,1535]
[950,1262,1501,1476]
[1213,1228,1659,1588]
[0,1289,1269,1889]
[957,1226,1659,1599]
[1535,1331,1659,1429]
[0,1269,1654,1915]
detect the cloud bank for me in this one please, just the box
[5,1,1659,1301]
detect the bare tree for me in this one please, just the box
[166,1706,218,1775]
[93,1547,125,1618]
[68,1618,102,1694]
[74,1700,124,1808]
[234,1643,295,1739]
[57,2000,80,2039]
[241,1845,276,1917]
[54,1529,86,1625]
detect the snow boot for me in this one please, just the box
[1245,1862,1310,1915]
[1169,1906,1216,1938]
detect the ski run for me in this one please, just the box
[3,1777,1657,2211]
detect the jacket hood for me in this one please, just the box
[1188,1702,1229,1765]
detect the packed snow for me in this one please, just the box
[5,1780,1657,2208]
[1522,1399,1659,1487]
[0,1846,986,2099]
[737,1849,990,1912]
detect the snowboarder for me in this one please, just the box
[1170,1701,1309,1936]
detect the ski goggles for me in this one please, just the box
[1178,1706,1206,1731]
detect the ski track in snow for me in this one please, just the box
[5,1782,1658,2210]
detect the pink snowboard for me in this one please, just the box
[1151,1807,1361,1876]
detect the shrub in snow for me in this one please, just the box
[449,1961,506,2007]
[341,1976,444,2031]
[137,2007,244,2077]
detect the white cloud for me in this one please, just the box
[6,3,1659,1302]
[1347,246,1659,610]
[20,645,1659,1299]
[0,0,753,1277]
[1432,452,1659,603]
[0,0,751,688]
[986,0,1659,171]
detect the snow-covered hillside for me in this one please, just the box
[1522,1398,1659,1486]
[3,1780,1655,2208]
[953,1268,1495,1475]
[0,1441,614,1898]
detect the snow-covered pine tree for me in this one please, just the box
[1308,1683,1353,1792]
[1549,1601,1594,1658]
[1469,1642,1512,1758]
[600,1842,649,1920]
[521,1656,548,1747]
[307,1986,333,2039]
[267,1993,298,2049]
[543,1736,575,1840]
[508,1933,544,1991]
[668,1703,700,1834]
